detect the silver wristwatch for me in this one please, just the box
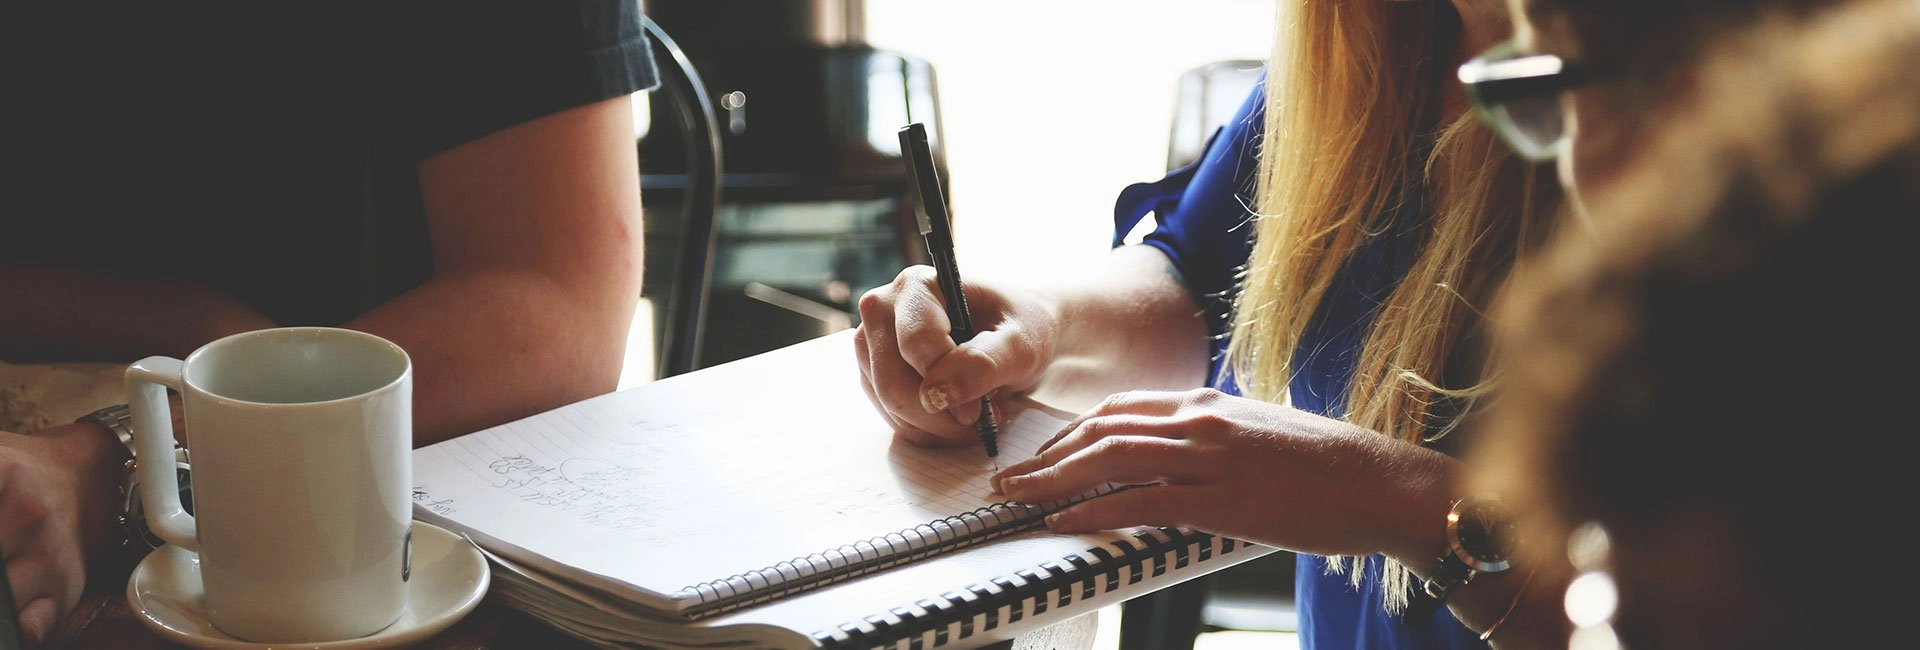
[80,404,193,550]
[80,403,135,451]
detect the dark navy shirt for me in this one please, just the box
[2,3,659,328]
[1113,80,1485,650]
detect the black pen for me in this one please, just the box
[897,122,1000,459]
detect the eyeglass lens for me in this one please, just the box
[1491,91,1567,160]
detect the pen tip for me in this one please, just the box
[977,398,1000,457]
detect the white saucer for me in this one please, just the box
[127,520,490,650]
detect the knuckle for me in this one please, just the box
[1000,332,1039,374]
[902,265,937,285]
[1109,435,1161,458]
[1078,417,1114,441]
[14,490,52,523]
[1186,411,1234,432]
[898,320,942,351]
[857,290,889,321]
[965,346,1002,382]
[1087,434,1136,458]
[1185,387,1224,403]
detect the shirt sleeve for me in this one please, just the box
[388,0,661,160]
[1111,79,1265,366]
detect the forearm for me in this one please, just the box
[387,93,642,446]
[1025,245,1210,409]
[343,268,637,446]
[0,262,276,362]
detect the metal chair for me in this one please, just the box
[640,14,724,379]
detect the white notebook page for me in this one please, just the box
[411,331,1074,615]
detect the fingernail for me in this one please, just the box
[1044,513,1062,528]
[999,475,1022,495]
[921,384,950,413]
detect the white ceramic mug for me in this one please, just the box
[128,327,413,643]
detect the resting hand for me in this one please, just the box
[991,388,1456,560]
[854,266,1059,447]
[0,424,122,648]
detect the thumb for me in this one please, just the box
[19,596,56,648]
[919,329,1040,415]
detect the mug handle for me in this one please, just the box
[126,356,197,551]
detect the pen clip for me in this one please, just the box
[898,123,938,236]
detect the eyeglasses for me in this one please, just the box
[1458,40,1593,161]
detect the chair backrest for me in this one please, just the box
[641,15,724,379]
[1166,60,1264,171]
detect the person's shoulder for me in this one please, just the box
[380,0,656,160]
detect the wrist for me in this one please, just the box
[46,417,129,465]
[1379,456,1460,571]
[50,419,133,566]
[1406,494,1523,623]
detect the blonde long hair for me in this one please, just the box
[1226,0,1556,609]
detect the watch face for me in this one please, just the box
[1454,500,1519,569]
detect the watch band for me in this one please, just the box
[118,446,193,551]
[80,403,135,453]
[1423,553,1477,599]
[78,403,192,553]
[1406,553,1475,622]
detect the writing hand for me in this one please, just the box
[854,265,1058,447]
[990,388,1457,562]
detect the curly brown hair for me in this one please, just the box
[1478,1,1920,646]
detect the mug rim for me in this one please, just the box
[182,326,411,408]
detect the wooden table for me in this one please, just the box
[53,549,1100,650]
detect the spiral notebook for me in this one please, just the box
[411,331,1273,648]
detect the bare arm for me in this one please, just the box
[991,386,1572,648]
[346,94,643,446]
[0,264,275,362]
[1021,244,1211,410]
[0,95,642,446]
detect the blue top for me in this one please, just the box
[1112,80,1485,650]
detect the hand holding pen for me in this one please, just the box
[897,123,1000,459]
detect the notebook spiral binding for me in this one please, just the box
[809,527,1250,650]
[677,486,1124,618]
